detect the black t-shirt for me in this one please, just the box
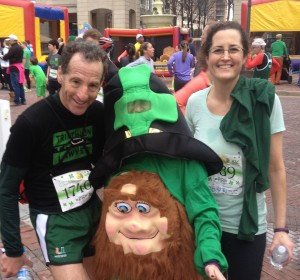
[2,94,105,213]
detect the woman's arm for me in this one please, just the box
[245,53,264,70]
[268,132,294,263]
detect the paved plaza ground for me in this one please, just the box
[0,74,299,279]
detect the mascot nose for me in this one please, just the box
[124,217,151,234]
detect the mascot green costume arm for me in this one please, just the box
[90,64,228,279]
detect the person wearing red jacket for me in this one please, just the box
[245,38,279,80]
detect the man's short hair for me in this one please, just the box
[276,34,282,39]
[30,57,39,65]
[82,29,102,41]
[60,40,108,84]
[48,39,59,49]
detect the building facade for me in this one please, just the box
[35,0,242,36]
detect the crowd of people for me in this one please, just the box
[0,22,295,280]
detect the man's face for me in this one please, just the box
[105,183,169,255]
[138,36,144,44]
[57,53,103,115]
[48,44,56,53]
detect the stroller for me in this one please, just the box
[280,57,293,84]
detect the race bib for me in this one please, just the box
[52,170,94,212]
[49,69,58,79]
[208,154,243,195]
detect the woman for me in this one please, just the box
[245,37,280,80]
[186,21,294,280]
[126,42,155,73]
[175,22,217,115]
[167,40,194,91]
[119,43,136,67]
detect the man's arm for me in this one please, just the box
[0,163,27,257]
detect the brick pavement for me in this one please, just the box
[0,76,299,279]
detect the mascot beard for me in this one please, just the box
[93,170,203,280]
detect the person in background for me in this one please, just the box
[126,42,155,73]
[175,22,217,115]
[245,38,280,80]
[21,41,31,92]
[57,37,65,55]
[188,37,196,57]
[1,34,26,106]
[0,40,11,90]
[185,21,294,280]
[46,39,61,95]
[119,43,136,68]
[270,34,288,85]
[0,40,108,280]
[118,33,144,62]
[25,40,34,57]
[83,30,118,86]
[167,40,195,92]
[29,57,46,101]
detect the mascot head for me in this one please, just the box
[93,170,203,280]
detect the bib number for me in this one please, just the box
[49,69,58,79]
[52,170,94,212]
[208,154,243,195]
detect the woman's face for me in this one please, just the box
[206,29,246,83]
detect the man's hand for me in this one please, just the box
[0,251,33,278]
[205,264,226,280]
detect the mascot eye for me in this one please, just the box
[136,202,150,213]
[115,202,132,213]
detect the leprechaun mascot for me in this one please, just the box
[89,64,228,280]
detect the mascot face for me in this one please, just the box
[105,183,169,255]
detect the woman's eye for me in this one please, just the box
[115,202,132,213]
[136,202,150,213]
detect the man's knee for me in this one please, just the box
[50,263,90,280]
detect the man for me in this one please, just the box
[245,38,280,80]
[270,34,288,85]
[46,39,61,95]
[0,34,26,106]
[0,41,108,279]
[134,33,144,58]
[21,41,31,91]
[83,29,118,86]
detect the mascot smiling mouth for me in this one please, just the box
[119,230,159,240]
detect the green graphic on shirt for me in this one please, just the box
[52,126,93,165]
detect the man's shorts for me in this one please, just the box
[30,195,101,265]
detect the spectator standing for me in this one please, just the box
[0,40,11,90]
[188,37,196,57]
[167,40,195,91]
[46,39,61,95]
[1,34,26,106]
[270,34,288,85]
[186,21,294,280]
[118,34,144,62]
[25,40,34,57]
[119,43,136,67]
[245,38,280,80]
[0,40,107,280]
[29,57,46,101]
[57,37,65,55]
[83,29,118,86]
[21,41,31,91]
[174,22,217,115]
[126,42,155,73]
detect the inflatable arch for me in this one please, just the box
[241,0,300,32]
[0,0,69,62]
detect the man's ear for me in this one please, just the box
[57,66,62,84]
